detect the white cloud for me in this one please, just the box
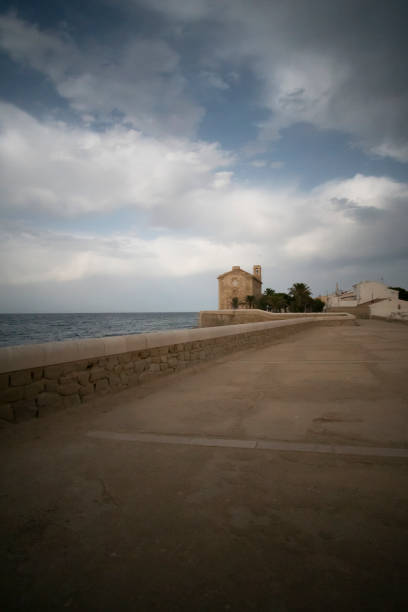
[0,103,231,216]
[0,99,406,305]
[0,228,260,285]
[0,99,406,294]
[251,160,267,168]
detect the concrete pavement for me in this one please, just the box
[1,319,408,611]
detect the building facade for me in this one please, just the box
[326,281,398,309]
[325,280,408,320]
[218,265,262,310]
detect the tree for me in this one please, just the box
[231,296,239,309]
[245,295,255,309]
[310,297,325,312]
[288,282,312,312]
[258,288,291,312]
[389,287,408,301]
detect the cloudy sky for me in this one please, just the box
[1,0,407,312]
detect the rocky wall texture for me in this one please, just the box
[326,305,370,318]
[0,317,352,423]
[199,310,353,327]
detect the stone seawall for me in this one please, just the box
[199,309,352,327]
[0,316,353,423]
[326,305,370,319]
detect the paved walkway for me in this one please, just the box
[1,320,408,611]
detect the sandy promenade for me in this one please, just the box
[1,319,407,611]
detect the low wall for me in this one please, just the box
[0,315,353,423]
[369,298,408,320]
[199,309,352,327]
[326,305,370,319]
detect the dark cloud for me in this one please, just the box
[133,0,408,161]
[330,198,384,224]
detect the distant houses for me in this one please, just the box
[324,281,408,320]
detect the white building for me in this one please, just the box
[326,281,408,320]
[354,281,396,304]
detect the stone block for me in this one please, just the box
[63,394,81,409]
[160,355,168,363]
[24,381,45,400]
[119,353,132,364]
[120,372,129,385]
[59,373,78,384]
[2,386,23,403]
[139,350,150,359]
[199,351,207,360]
[79,383,94,397]
[0,373,9,389]
[108,373,121,387]
[106,356,119,370]
[75,360,90,371]
[37,392,63,408]
[151,356,161,364]
[160,363,168,371]
[90,367,107,382]
[183,351,191,361]
[44,379,58,393]
[0,404,14,422]
[95,379,109,394]
[168,345,177,353]
[159,346,169,355]
[44,365,65,380]
[13,399,38,422]
[80,393,94,404]
[133,361,145,374]
[31,367,43,381]
[149,364,160,373]
[168,357,178,367]
[77,371,90,386]
[10,370,32,386]
[61,363,82,375]
[58,382,80,396]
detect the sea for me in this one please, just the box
[0,312,199,348]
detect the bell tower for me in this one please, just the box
[253,265,262,281]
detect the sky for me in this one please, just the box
[0,0,407,312]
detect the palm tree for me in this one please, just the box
[264,288,275,297]
[288,282,312,312]
[245,295,255,309]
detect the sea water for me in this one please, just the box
[0,312,199,348]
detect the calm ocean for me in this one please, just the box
[0,312,199,348]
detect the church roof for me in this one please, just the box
[217,268,262,283]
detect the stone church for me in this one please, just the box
[218,265,262,309]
